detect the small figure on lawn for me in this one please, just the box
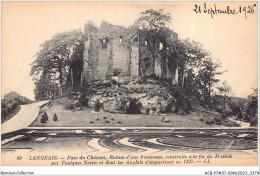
[40,113,46,123]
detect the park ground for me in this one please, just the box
[29,97,238,127]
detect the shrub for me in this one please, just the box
[171,87,192,115]
[250,116,258,127]
[214,117,221,122]
[205,119,214,125]
[94,99,101,112]
[53,113,58,121]
[221,112,228,119]
[111,79,118,85]
[102,81,112,87]
[44,112,49,121]
[127,98,141,114]
[152,107,157,111]
[64,100,74,109]
[1,92,32,123]
[112,68,122,76]
[214,117,222,125]
[73,100,81,109]
[79,95,89,106]
[40,114,46,123]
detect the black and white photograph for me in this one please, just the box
[1,1,258,172]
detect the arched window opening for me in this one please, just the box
[144,40,148,46]
[119,36,123,44]
[102,38,107,48]
[159,42,163,50]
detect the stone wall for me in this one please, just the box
[138,33,155,77]
[83,22,134,81]
[82,22,99,81]
[130,35,139,77]
[112,37,131,76]
[82,21,179,83]
[96,39,110,80]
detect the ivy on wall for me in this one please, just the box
[106,40,114,79]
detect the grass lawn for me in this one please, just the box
[29,98,231,127]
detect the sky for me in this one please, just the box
[2,1,258,100]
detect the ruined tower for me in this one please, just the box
[82,21,178,83]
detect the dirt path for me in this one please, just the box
[228,116,251,128]
[1,100,49,134]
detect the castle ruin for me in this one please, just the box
[81,21,179,83]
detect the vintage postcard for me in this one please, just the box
[1,1,258,171]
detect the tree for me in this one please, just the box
[175,39,208,89]
[136,9,172,76]
[30,29,84,95]
[197,58,224,108]
[244,88,258,125]
[3,91,32,104]
[217,80,232,116]
[1,92,32,123]
[136,9,172,32]
[34,76,59,100]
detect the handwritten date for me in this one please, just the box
[193,3,256,19]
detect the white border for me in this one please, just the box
[0,0,259,175]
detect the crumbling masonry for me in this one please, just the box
[82,21,179,83]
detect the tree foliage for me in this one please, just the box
[1,91,32,123]
[31,29,84,99]
[30,9,231,115]
[136,9,172,32]
[215,81,233,117]
[135,9,172,77]
[196,58,224,108]
[217,81,232,97]
[34,76,59,100]
[171,39,225,109]
[135,9,225,109]
[244,88,258,125]
[2,91,32,104]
